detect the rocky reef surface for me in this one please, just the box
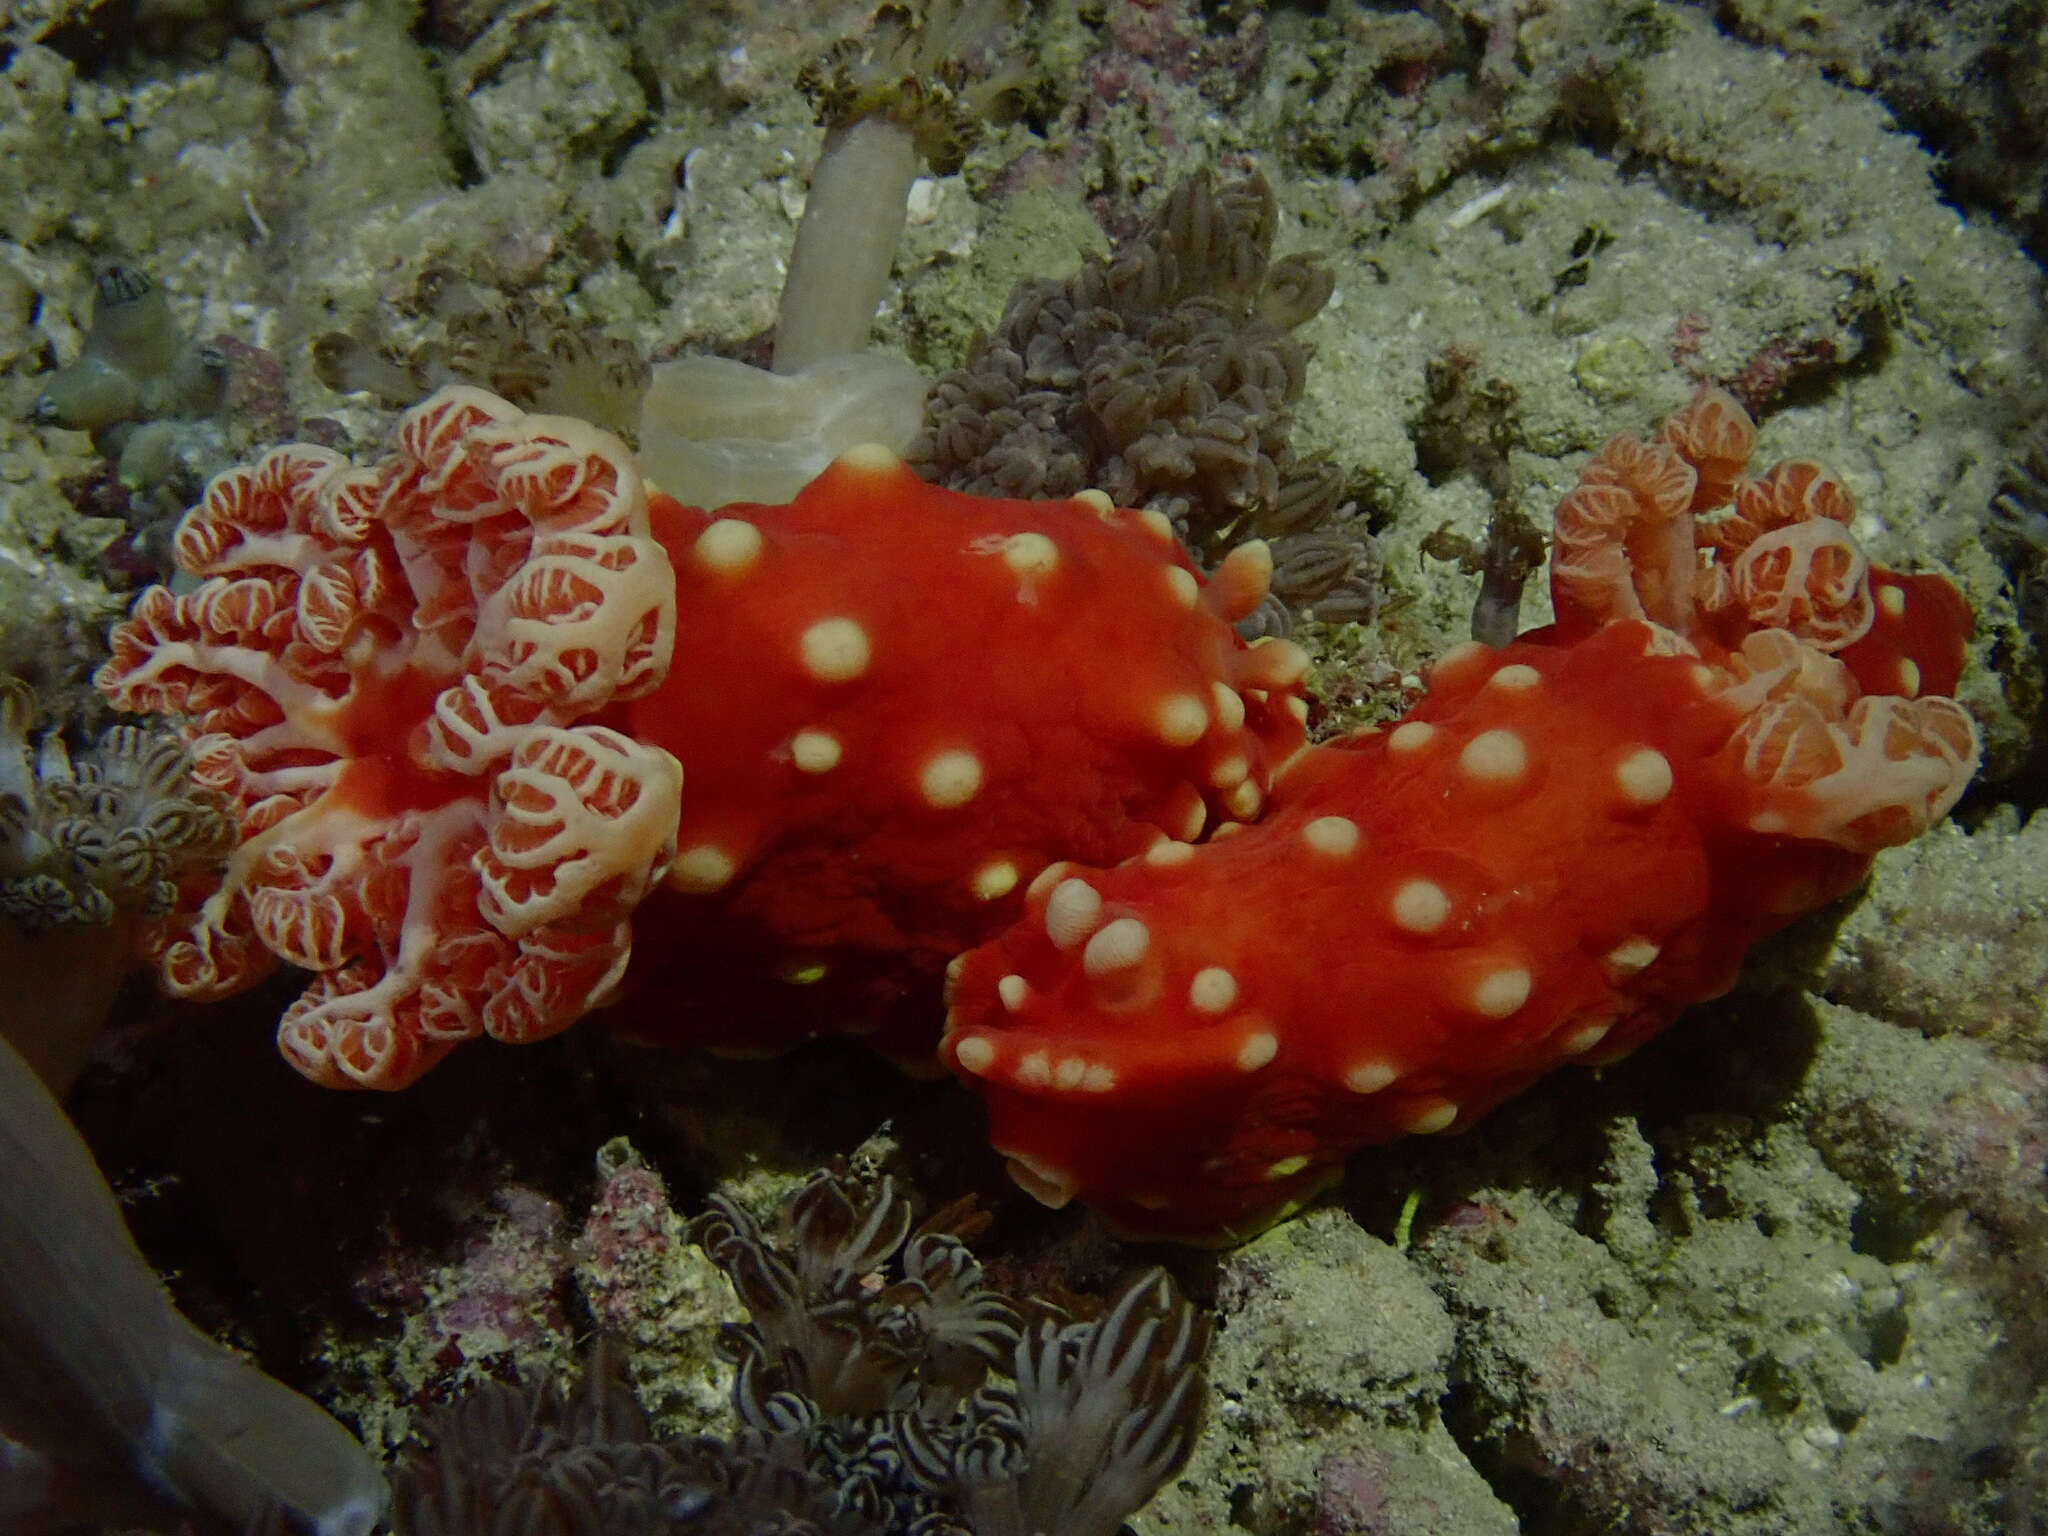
[3,1,2045,1532]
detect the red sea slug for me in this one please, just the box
[95,385,1978,1247]
[95,386,1307,1087]
[940,389,1979,1241]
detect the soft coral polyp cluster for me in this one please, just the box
[98,385,1978,1243]
[942,389,1978,1239]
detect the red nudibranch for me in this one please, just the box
[96,384,1979,1243]
[96,385,1308,1089]
[942,387,1978,1239]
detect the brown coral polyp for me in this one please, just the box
[912,169,1377,635]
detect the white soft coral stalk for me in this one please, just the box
[772,114,924,376]
[637,116,929,505]
[633,3,1023,509]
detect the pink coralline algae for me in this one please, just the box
[350,1183,571,1389]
